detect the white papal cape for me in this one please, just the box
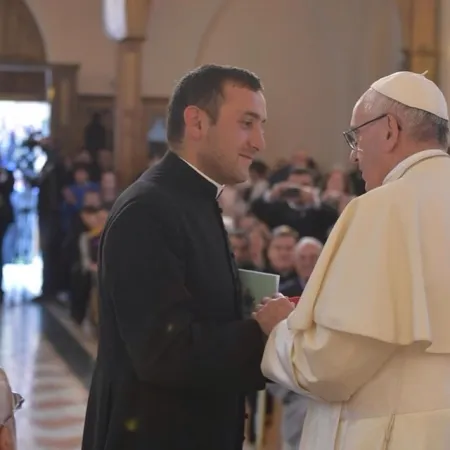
[262,149,450,450]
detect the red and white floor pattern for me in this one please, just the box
[1,305,88,450]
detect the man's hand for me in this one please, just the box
[253,296,295,335]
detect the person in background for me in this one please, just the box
[63,164,99,212]
[265,225,298,285]
[62,164,99,232]
[80,206,109,330]
[70,206,98,325]
[0,368,23,450]
[90,148,114,182]
[240,159,269,202]
[251,167,338,243]
[99,171,117,208]
[228,229,255,271]
[84,112,106,158]
[27,138,67,302]
[280,237,323,297]
[0,165,14,303]
[268,150,319,186]
[321,168,355,214]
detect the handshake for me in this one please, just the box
[252,295,300,335]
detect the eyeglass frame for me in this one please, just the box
[342,113,389,150]
[0,392,24,429]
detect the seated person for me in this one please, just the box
[0,368,23,450]
[83,189,102,209]
[280,236,323,296]
[79,206,109,327]
[99,171,117,208]
[265,226,298,285]
[70,206,99,324]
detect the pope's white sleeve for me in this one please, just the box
[261,319,397,403]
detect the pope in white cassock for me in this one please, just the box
[254,71,450,450]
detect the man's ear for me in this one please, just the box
[386,114,399,143]
[183,106,204,141]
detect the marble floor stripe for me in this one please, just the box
[0,304,89,450]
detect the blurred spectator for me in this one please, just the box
[251,168,338,243]
[265,225,298,284]
[84,113,106,157]
[280,237,323,296]
[321,168,355,214]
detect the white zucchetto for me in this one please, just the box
[371,71,449,120]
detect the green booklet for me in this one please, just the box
[238,269,280,307]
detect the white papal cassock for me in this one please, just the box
[262,149,450,449]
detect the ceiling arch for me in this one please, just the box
[0,0,46,63]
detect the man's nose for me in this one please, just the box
[251,130,265,153]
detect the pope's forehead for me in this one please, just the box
[350,100,366,125]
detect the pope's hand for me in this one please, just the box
[253,296,295,335]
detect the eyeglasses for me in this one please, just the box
[0,392,24,428]
[342,113,388,150]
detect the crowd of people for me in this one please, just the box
[26,128,367,447]
[28,142,117,325]
[33,141,365,332]
[18,128,365,448]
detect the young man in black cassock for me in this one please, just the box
[82,64,293,450]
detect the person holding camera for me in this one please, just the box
[250,167,338,243]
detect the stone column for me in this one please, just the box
[439,0,450,109]
[103,0,152,189]
[114,38,147,188]
[49,63,79,156]
[397,0,439,82]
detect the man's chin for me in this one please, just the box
[229,170,249,185]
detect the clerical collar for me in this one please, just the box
[383,149,449,185]
[178,157,224,199]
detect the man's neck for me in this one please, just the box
[173,152,224,196]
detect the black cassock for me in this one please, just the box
[82,151,266,450]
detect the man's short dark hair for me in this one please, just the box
[166,64,263,147]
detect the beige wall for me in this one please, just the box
[26,0,403,168]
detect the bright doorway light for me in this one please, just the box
[0,100,51,171]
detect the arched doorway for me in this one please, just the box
[0,0,51,299]
[0,0,46,63]
[0,0,48,101]
[0,0,79,156]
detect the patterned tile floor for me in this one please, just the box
[0,304,89,450]
[0,261,91,450]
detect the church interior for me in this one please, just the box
[0,0,447,448]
